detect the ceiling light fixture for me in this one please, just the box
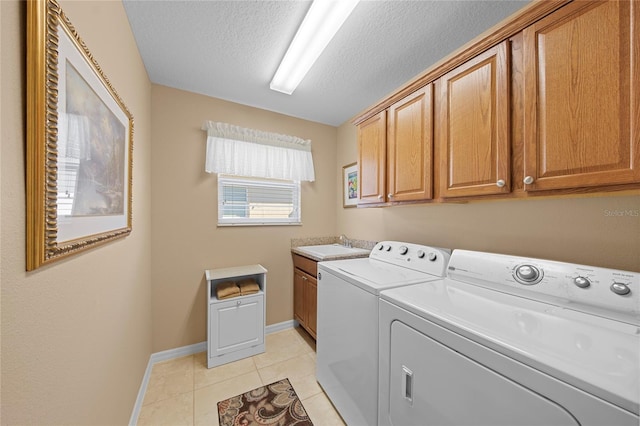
[270,0,360,95]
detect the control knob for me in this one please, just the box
[399,246,408,255]
[427,252,437,262]
[385,245,392,252]
[514,265,542,285]
[610,282,631,296]
[417,250,425,259]
[573,276,591,288]
[378,244,385,251]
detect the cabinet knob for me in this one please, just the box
[236,300,241,306]
[496,179,506,188]
[388,193,393,198]
[523,176,535,185]
[377,195,383,200]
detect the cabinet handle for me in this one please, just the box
[377,195,383,200]
[388,193,393,198]
[496,179,505,187]
[302,276,307,281]
[523,176,535,185]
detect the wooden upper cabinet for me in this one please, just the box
[522,0,640,191]
[387,85,433,202]
[437,41,511,198]
[358,111,387,204]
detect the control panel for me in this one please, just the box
[447,250,640,322]
[370,241,451,276]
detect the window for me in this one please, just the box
[204,122,312,226]
[218,175,301,226]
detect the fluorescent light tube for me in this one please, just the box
[270,0,360,95]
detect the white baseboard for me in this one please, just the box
[266,319,297,334]
[128,356,153,426]
[129,320,296,425]
[149,341,207,364]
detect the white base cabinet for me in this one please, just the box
[205,264,267,369]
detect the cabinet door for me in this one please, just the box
[523,0,640,190]
[293,269,305,325]
[437,41,511,198]
[305,274,317,339]
[388,85,433,202]
[358,111,387,204]
[210,295,264,358]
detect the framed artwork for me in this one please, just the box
[342,162,359,208]
[26,0,133,270]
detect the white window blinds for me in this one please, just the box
[218,175,301,226]
[203,121,315,182]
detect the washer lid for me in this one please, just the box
[318,258,440,295]
[381,279,640,415]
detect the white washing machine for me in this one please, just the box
[317,241,451,426]
[379,250,639,426]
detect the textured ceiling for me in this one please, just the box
[123,0,531,126]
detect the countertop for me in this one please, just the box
[291,237,375,262]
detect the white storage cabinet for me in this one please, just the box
[205,264,267,368]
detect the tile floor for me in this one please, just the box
[137,327,345,425]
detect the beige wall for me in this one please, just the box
[1,1,152,424]
[336,122,640,272]
[150,85,337,352]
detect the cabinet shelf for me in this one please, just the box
[205,264,267,282]
[205,264,267,368]
[210,289,265,303]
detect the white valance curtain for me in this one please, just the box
[203,121,315,182]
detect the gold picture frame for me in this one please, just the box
[26,0,133,270]
[342,162,358,208]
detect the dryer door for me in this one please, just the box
[388,321,579,426]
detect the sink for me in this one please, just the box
[296,244,370,260]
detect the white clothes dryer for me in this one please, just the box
[379,250,639,426]
[317,241,451,426]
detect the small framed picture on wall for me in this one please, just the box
[342,162,358,208]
